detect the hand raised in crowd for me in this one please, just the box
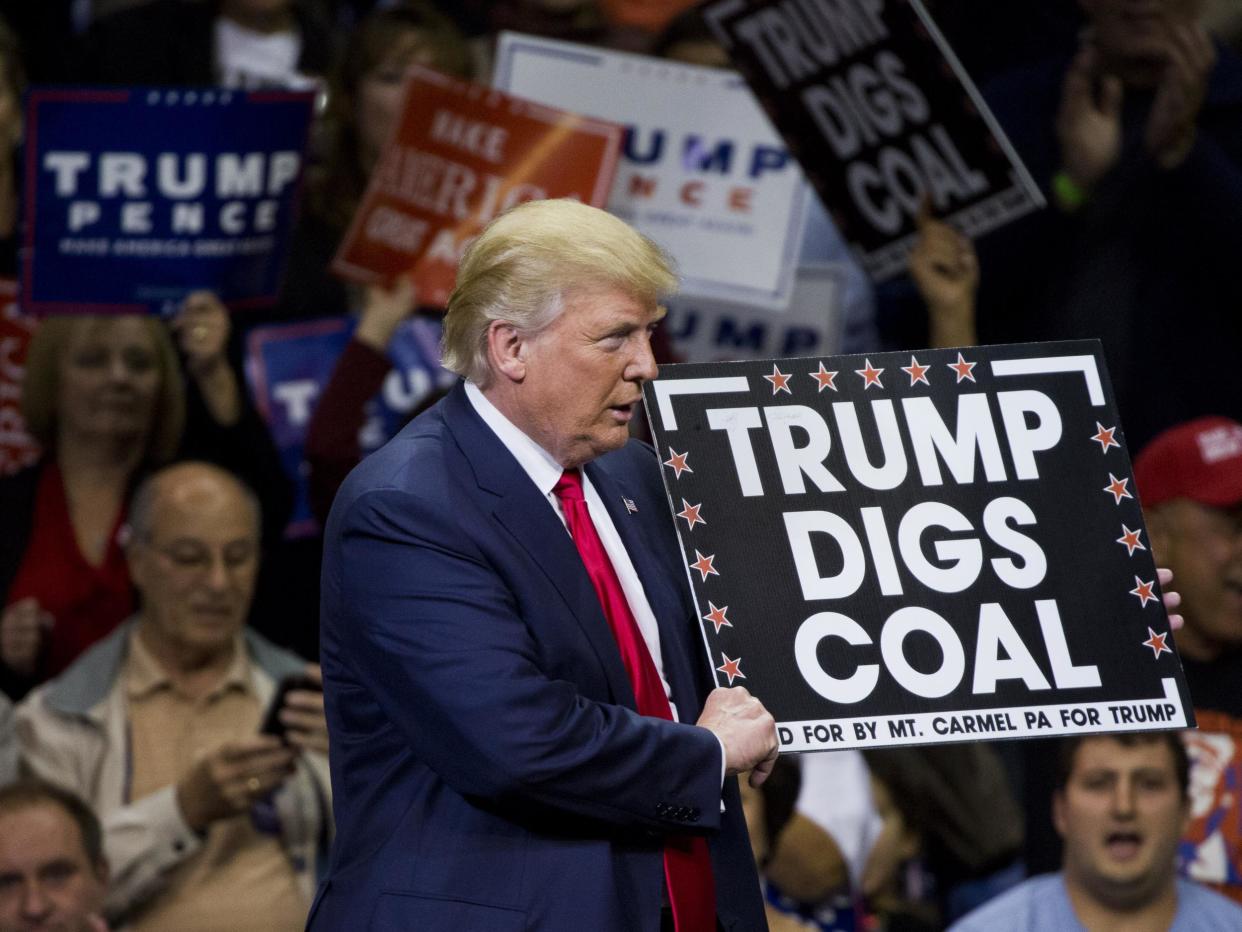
[0,597,52,676]
[1056,41,1124,193]
[175,736,298,832]
[171,290,241,425]
[908,206,978,349]
[279,664,330,756]
[1145,21,1215,169]
[354,277,418,353]
[696,686,779,788]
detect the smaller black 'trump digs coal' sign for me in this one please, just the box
[701,0,1044,281]
[644,341,1193,751]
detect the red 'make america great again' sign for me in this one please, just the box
[333,66,623,308]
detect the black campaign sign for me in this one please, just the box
[644,341,1194,751]
[700,0,1044,281]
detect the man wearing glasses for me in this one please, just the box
[14,461,331,932]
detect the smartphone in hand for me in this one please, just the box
[259,674,322,742]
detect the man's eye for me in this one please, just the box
[171,549,208,568]
[123,349,156,373]
[41,863,77,884]
[224,544,255,568]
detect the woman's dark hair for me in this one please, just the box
[310,1,472,231]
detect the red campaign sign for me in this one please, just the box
[332,66,623,308]
[0,279,40,475]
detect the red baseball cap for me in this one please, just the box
[1134,416,1242,509]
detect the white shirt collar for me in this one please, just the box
[464,381,566,496]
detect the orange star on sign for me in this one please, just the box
[1130,575,1157,607]
[1104,473,1133,505]
[717,653,745,685]
[947,352,977,383]
[703,602,732,634]
[809,362,838,392]
[764,364,792,395]
[677,499,705,529]
[901,355,930,386]
[1142,627,1172,658]
[664,447,692,479]
[1091,422,1120,453]
[1116,525,1146,556]
[856,358,884,389]
[690,550,718,581]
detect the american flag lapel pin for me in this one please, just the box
[623,498,638,514]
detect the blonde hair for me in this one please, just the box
[441,199,677,386]
[20,315,186,465]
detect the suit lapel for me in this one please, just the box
[440,385,636,709]
[586,460,707,719]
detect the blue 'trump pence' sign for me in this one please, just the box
[23,87,315,315]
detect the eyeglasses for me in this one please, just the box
[147,539,257,579]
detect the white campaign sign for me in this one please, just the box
[493,32,811,310]
[663,264,844,361]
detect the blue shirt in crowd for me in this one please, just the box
[949,873,1242,932]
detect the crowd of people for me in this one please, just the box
[0,1,1240,930]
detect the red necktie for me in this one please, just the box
[553,469,716,932]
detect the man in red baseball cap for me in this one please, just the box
[1137,416,1242,661]
[1136,415,1242,905]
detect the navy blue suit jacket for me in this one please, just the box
[309,383,766,931]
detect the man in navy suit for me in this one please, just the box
[311,199,778,931]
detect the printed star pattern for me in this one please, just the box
[1130,576,1157,607]
[664,448,692,479]
[948,352,977,383]
[856,358,884,389]
[901,355,930,386]
[1142,627,1172,659]
[690,550,718,581]
[703,602,731,634]
[764,364,792,395]
[1104,473,1133,505]
[717,653,745,685]
[1116,525,1145,556]
[1091,423,1120,453]
[809,363,838,392]
[677,500,705,529]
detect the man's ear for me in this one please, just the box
[124,537,147,592]
[486,321,527,384]
[1145,505,1172,564]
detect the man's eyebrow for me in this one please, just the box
[39,858,80,873]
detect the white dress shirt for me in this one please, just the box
[464,384,728,794]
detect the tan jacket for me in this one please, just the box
[15,622,333,924]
